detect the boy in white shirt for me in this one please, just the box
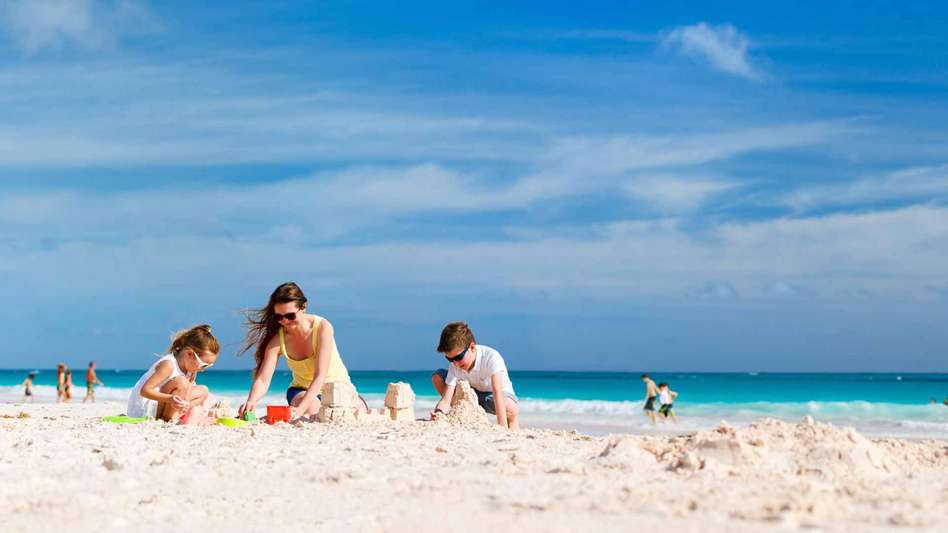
[657,382,678,423]
[431,321,519,429]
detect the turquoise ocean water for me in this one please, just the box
[3,369,947,437]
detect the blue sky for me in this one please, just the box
[1,0,947,372]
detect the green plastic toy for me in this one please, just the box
[102,415,148,424]
[217,417,248,428]
[243,411,258,423]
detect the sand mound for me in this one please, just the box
[594,437,660,469]
[440,381,491,428]
[658,417,942,480]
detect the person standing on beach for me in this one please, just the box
[430,322,519,429]
[641,374,659,425]
[237,282,367,420]
[84,361,104,403]
[56,363,66,402]
[22,372,36,402]
[63,368,74,402]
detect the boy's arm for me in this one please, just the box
[491,373,508,428]
[433,383,457,415]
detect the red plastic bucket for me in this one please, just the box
[266,405,292,424]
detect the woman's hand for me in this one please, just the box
[238,401,256,418]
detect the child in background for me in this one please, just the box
[430,321,519,429]
[22,372,36,402]
[63,368,73,402]
[657,382,678,423]
[127,324,220,424]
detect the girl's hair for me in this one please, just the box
[240,282,308,377]
[169,324,220,356]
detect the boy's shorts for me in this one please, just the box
[644,395,657,411]
[658,403,674,416]
[433,368,518,415]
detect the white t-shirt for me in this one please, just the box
[445,345,515,396]
[659,389,674,405]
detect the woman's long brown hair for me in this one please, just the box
[240,282,308,377]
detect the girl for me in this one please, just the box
[127,324,220,422]
[238,282,366,420]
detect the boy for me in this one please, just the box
[430,322,519,429]
[84,361,104,403]
[657,382,678,423]
[641,374,659,424]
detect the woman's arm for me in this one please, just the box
[238,340,280,417]
[294,319,334,417]
[139,361,187,408]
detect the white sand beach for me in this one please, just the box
[1,401,946,533]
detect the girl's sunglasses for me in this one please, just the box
[273,312,297,322]
[445,345,469,363]
[190,348,213,369]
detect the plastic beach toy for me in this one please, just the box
[266,405,292,424]
[216,417,248,428]
[102,415,148,424]
[243,410,258,423]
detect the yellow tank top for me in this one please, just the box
[279,315,350,389]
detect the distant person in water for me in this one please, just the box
[657,382,678,423]
[56,363,66,402]
[63,368,74,402]
[84,361,104,403]
[641,374,659,425]
[944,396,948,407]
[22,372,36,402]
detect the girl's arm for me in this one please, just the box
[294,319,334,417]
[238,340,280,417]
[138,361,187,408]
[491,373,508,428]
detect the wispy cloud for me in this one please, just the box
[661,22,762,81]
[0,0,155,54]
[779,164,948,212]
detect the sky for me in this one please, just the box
[1,0,946,372]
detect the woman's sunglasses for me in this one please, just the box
[273,312,297,322]
[445,345,469,363]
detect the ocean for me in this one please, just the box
[3,369,947,437]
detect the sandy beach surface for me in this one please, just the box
[1,401,946,533]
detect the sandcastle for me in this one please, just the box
[314,381,418,423]
[384,382,416,421]
[316,381,360,422]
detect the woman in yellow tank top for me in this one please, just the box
[237,282,366,419]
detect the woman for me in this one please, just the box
[238,282,365,419]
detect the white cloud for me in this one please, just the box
[0,0,154,53]
[780,164,948,212]
[622,175,740,213]
[661,22,761,81]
